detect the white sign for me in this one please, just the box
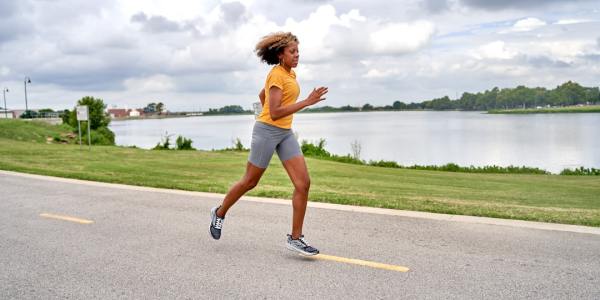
[76,105,88,121]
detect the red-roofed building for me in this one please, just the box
[108,108,144,118]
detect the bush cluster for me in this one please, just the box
[560,167,600,176]
[300,139,555,175]
[153,134,196,150]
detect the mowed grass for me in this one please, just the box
[488,105,600,114]
[0,119,75,143]
[1,119,600,226]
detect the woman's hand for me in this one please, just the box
[304,87,328,106]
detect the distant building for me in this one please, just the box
[40,111,60,118]
[0,109,59,119]
[108,109,128,118]
[11,109,26,118]
[108,108,144,118]
[0,109,15,119]
[129,109,141,117]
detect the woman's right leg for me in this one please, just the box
[216,162,266,218]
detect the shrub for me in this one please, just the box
[20,110,39,118]
[560,167,600,176]
[301,139,330,157]
[368,160,400,168]
[153,133,173,150]
[176,135,195,150]
[89,127,115,145]
[300,139,553,175]
[233,138,246,151]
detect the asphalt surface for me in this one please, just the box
[1,171,599,299]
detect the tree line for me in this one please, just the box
[303,81,600,112]
[204,105,253,115]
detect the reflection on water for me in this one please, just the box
[109,111,600,173]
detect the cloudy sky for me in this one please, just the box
[1,0,599,111]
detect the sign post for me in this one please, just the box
[76,105,90,150]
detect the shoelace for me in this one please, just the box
[298,236,310,247]
[213,217,223,230]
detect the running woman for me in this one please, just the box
[209,32,328,256]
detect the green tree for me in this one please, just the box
[339,105,359,112]
[67,96,110,130]
[144,102,157,114]
[38,108,54,114]
[61,109,72,125]
[392,101,407,110]
[20,110,39,118]
[429,96,453,110]
[156,102,165,115]
[551,81,586,106]
[585,87,599,104]
[361,103,374,111]
[220,105,245,114]
[64,96,114,145]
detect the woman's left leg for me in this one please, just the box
[281,155,311,239]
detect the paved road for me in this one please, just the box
[1,171,599,299]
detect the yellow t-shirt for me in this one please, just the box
[258,65,300,129]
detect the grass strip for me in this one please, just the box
[488,105,600,114]
[1,137,599,227]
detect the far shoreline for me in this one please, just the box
[111,106,600,121]
[488,105,600,114]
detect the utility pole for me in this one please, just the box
[2,88,8,118]
[24,77,31,117]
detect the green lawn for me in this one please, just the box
[1,119,599,226]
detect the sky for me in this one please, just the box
[1,0,599,111]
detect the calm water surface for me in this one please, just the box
[109,111,600,173]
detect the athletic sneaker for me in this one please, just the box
[286,234,319,256]
[209,206,224,240]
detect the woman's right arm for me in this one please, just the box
[259,88,265,106]
[268,86,328,121]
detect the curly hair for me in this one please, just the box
[255,32,299,65]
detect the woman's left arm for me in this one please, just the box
[268,86,328,120]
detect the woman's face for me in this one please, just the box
[279,41,299,68]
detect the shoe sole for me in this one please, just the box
[210,227,220,240]
[286,243,318,256]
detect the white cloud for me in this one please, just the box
[555,19,593,25]
[124,74,176,92]
[370,21,436,55]
[282,5,367,61]
[363,68,400,79]
[485,65,530,77]
[339,9,367,26]
[118,0,214,22]
[535,41,591,62]
[1,0,599,111]
[510,17,547,32]
[473,41,518,60]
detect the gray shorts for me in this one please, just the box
[248,121,303,168]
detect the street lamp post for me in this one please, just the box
[24,77,31,117]
[2,88,8,119]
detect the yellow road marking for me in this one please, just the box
[312,254,410,272]
[39,213,94,224]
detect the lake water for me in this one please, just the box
[109,111,600,173]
